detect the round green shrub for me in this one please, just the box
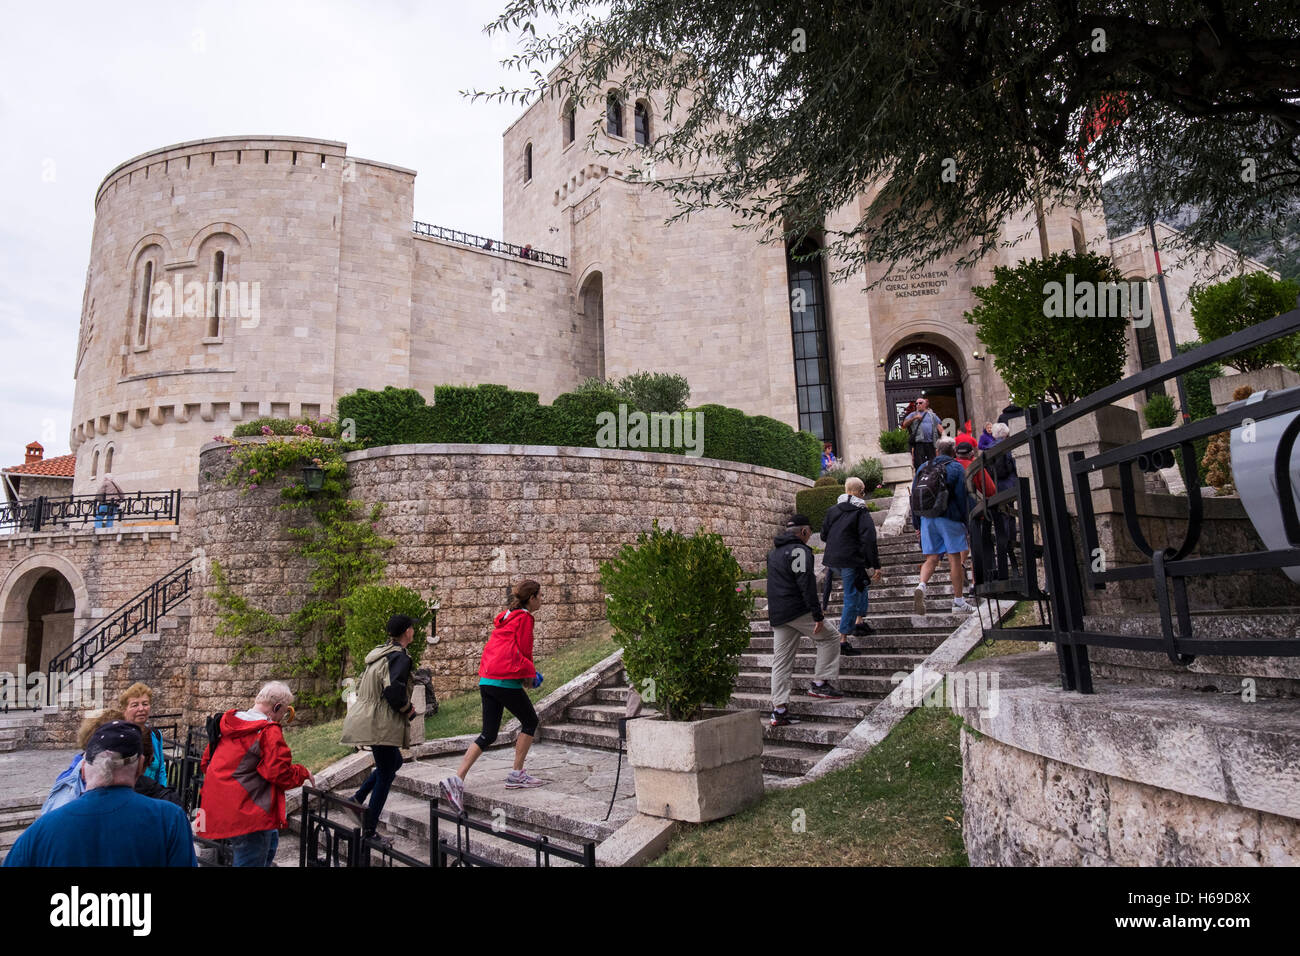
[796,483,845,532]
[600,522,753,721]
[1142,393,1177,429]
[879,428,910,455]
[814,475,840,487]
[340,584,438,677]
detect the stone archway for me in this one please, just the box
[0,555,91,675]
[883,341,967,432]
[578,270,605,381]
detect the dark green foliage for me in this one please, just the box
[337,387,437,448]
[478,2,1300,288]
[548,389,638,447]
[796,484,845,533]
[872,486,894,499]
[879,428,910,454]
[340,584,438,677]
[1189,272,1300,372]
[813,475,840,487]
[429,384,544,443]
[1176,341,1221,422]
[696,403,750,465]
[601,522,753,722]
[1143,393,1177,429]
[965,251,1129,406]
[613,370,691,412]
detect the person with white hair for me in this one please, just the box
[5,720,196,867]
[197,681,314,867]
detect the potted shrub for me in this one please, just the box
[1191,273,1300,411]
[600,521,761,822]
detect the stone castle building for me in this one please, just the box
[65,81,1275,497]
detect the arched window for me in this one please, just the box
[90,448,100,479]
[104,445,114,475]
[524,143,533,182]
[786,239,838,448]
[208,250,225,339]
[606,93,624,138]
[136,259,153,347]
[563,104,576,146]
[634,101,650,145]
[1072,221,1087,255]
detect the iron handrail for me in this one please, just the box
[0,489,181,533]
[412,221,568,268]
[47,558,193,676]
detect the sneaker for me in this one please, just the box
[505,770,547,789]
[913,584,927,615]
[439,774,465,815]
[808,681,843,700]
[852,622,876,637]
[363,831,394,849]
[952,598,975,613]
[770,708,801,727]
[839,641,860,656]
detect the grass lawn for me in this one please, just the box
[651,602,1047,867]
[285,628,618,774]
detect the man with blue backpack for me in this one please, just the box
[910,436,976,615]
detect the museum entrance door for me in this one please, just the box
[884,344,966,433]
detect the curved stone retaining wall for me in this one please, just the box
[184,442,811,723]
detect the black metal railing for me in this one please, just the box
[968,305,1300,692]
[0,490,181,533]
[161,724,208,816]
[412,221,568,268]
[432,796,596,867]
[48,559,193,676]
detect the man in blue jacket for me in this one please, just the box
[912,437,976,615]
[766,513,842,727]
[5,721,196,867]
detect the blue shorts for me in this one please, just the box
[921,517,968,556]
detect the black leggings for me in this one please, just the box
[475,684,539,749]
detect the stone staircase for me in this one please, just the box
[0,797,41,864]
[316,532,978,864]
[537,532,971,780]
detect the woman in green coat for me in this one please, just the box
[340,615,417,844]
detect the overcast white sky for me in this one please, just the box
[0,0,545,467]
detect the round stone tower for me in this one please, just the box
[70,136,418,494]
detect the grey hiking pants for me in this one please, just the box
[770,612,841,709]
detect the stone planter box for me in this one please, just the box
[881,452,913,486]
[627,708,764,822]
[1210,365,1300,413]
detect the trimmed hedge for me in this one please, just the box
[797,484,845,533]
[879,428,910,454]
[231,416,341,439]
[335,384,822,479]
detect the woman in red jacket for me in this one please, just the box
[439,580,547,813]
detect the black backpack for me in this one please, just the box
[204,712,224,758]
[911,458,951,519]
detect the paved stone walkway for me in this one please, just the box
[0,748,78,810]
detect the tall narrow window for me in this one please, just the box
[1072,222,1087,255]
[90,449,100,479]
[136,260,153,346]
[104,446,114,474]
[563,104,576,145]
[606,93,624,138]
[634,101,650,145]
[785,239,838,448]
[208,250,225,338]
[524,143,533,182]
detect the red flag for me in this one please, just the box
[1077,92,1130,170]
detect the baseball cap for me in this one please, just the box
[786,513,811,528]
[83,720,143,761]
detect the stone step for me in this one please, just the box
[537,721,621,750]
[760,744,823,776]
[726,691,874,720]
[746,635,946,654]
[393,760,629,846]
[0,806,40,831]
[739,651,926,675]
[733,670,894,697]
[376,791,591,867]
[751,614,964,635]
[564,702,854,747]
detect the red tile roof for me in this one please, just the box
[3,454,76,477]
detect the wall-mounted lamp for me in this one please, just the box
[973,351,986,361]
[878,357,886,367]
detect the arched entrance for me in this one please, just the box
[0,556,88,675]
[578,271,605,381]
[884,343,967,431]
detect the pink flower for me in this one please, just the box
[249,483,259,490]
[293,423,313,436]
[261,425,273,436]
[249,469,258,476]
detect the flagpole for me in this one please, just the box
[1137,144,1189,424]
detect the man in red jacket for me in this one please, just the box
[197,681,314,867]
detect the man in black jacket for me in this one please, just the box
[821,477,883,652]
[766,513,842,727]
